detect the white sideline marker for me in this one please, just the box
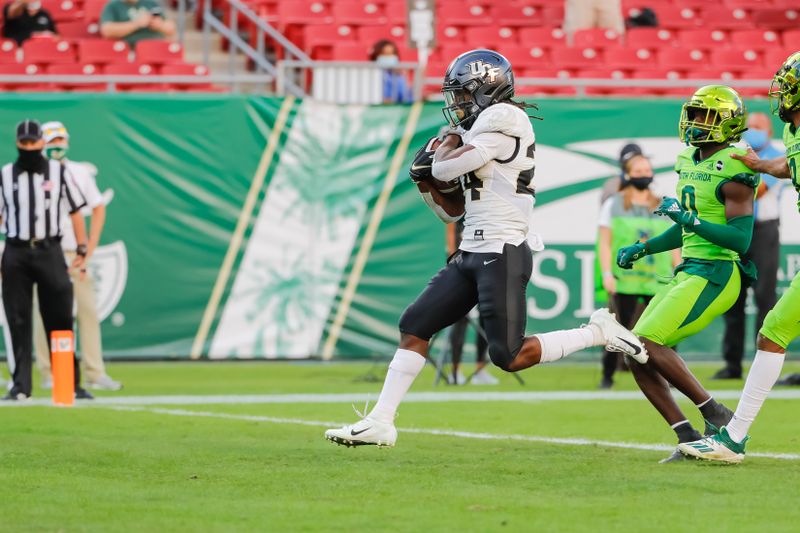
[103,405,800,462]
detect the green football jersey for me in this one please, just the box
[674,146,758,261]
[783,123,800,211]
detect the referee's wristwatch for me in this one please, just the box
[76,244,88,258]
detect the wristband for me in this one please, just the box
[76,244,88,257]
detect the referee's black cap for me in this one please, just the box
[16,119,42,142]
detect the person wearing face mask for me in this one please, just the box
[29,121,123,392]
[2,0,57,45]
[1,120,92,401]
[369,39,413,104]
[712,112,785,380]
[596,154,679,388]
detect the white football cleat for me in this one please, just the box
[325,416,397,447]
[470,368,499,385]
[589,308,648,364]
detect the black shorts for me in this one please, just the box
[399,241,533,370]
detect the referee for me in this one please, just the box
[1,119,92,401]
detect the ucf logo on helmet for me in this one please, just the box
[468,60,501,83]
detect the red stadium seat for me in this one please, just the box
[753,9,800,30]
[41,0,81,22]
[277,1,333,25]
[332,42,370,61]
[304,24,355,58]
[710,8,754,30]
[764,48,796,71]
[384,2,407,24]
[22,39,75,65]
[651,6,703,29]
[83,0,107,23]
[625,28,675,50]
[685,69,736,82]
[463,27,518,51]
[710,49,763,73]
[159,63,212,90]
[438,3,491,26]
[135,41,184,66]
[729,30,781,51]
[0,39,18,64]
[550,47,600,70]
[57,21,93,40]
[503,46,552,70]
[572,29,623,49]
[0,63,40,90]
[518,27,566,48]
[437,25,464,45]
[103,62,161,91]
[677,30,728,51]
[78,39,130,65]
[331,2,386,26]
[490,4,544,27]
[657,48,708,71]
[603,47,655,71]
[47,63,105,91]
[781,30,800,50]
[358,25,406,46]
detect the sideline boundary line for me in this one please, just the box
[101,405,800,462]
[6,389,800,406]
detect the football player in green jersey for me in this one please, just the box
[679,52,800,464]
[617,85,760,462]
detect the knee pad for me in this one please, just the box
[488,343,517,372]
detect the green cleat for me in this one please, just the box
[677,426,748,464]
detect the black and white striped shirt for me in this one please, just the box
[0,159,86,241]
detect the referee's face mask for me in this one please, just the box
[16,139,45,170]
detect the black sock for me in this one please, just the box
[673,421,702,443]
[697,398,719,420]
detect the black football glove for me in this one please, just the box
[409,137,438,183]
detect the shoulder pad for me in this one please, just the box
[724,148,758,187]
[470,103,531,138]
[674,147,694,173]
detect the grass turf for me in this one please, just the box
[2,361,800,532]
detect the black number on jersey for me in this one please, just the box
[516,143,536,195]
[464,172,482,201]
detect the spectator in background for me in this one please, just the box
[2,0,57,45]
[563,0,625,39]
[99,0,175,48]
[714,112,784,380]
[601,143,643,204]
[596,154,679,389]
[370,39,413,104]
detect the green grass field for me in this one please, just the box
[3,360,800,532]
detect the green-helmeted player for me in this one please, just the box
[679,52,800,464]
[617,85,760,462]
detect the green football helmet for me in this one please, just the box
[678,85,747,146]
[769,51,800,123]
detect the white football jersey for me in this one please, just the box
[459,103,536,254]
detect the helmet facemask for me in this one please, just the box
[679,104,723,145]
[442,86,480,129]
[769,74,800,123]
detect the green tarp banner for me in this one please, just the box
[0,94,796,360]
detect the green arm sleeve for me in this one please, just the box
[644,223,683,254]
[690,215,754,256]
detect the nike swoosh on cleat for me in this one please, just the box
[616,337,642,355]
[350,427,371,436]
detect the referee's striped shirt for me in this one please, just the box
[0,159,86,241]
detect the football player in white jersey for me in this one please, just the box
[325,49,646,448]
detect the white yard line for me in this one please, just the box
[7,389,800,407]
[99,405,800,462]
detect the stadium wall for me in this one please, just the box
[0,94,796,360]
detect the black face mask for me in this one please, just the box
[629,176,654,190]
[17,147,45,171]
